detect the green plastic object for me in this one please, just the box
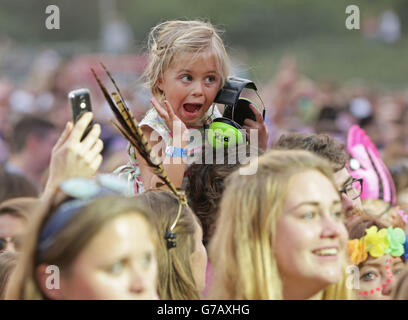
[207,121,245,148]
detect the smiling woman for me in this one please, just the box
[275,169,347,299]
[208,149,353,300]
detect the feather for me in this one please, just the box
[91,65,185,203]
[90,68,131,133]
[111,92,138,137]
[100,62,131,112]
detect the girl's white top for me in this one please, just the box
[114,105,222,194]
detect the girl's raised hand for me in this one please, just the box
[150,97,188,144]
[242,104,269,151]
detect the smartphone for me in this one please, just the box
[68,88,93,141]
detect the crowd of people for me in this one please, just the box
[0,19,408,300]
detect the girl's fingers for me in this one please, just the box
[163,100,176,119]
[151,97,169,120]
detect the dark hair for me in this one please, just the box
[0,166,39,203]
[10,116,55,153]
[346,216,387,240]
[274,132,348,172]
[186,144,261,246]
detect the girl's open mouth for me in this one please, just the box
[183,103,202,118]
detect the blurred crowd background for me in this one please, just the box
[0,0,407,200]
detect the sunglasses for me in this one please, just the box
[37,174,130,259]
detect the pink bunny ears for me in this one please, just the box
[346,125,396,206]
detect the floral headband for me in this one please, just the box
[347,226,408,265]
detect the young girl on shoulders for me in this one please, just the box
[116,20,268,193]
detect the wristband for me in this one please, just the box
[165,146,187,158]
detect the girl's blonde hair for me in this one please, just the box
[136,190,201,300]
[143,19,231,100]
[5,194,158,300]
[208,149,354,300]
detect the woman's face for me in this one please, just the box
[275,170,348,298]
[57,213,158,300]
[189,218,208,293]
[357,255,404,300]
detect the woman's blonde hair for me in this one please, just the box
[0,252,18,299]
[392,266,408,300]
[5,194,158,300]
[136,190,201,300]
[143,19,231,100]
[208,149,354,300]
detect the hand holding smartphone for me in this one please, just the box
[68,88,94,141]
[43,89,103,197]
